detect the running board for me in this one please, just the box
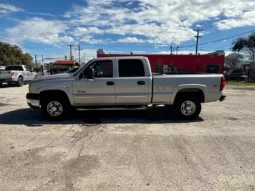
[76,106,147,111]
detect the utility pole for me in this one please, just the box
[67,44,75,60]
[176,46,179,55]
[34,54,37,66]
[194,28,203,55]
[76,45,81,64]
[170,46,173,55]
[41,54,44,65]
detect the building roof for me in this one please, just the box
[53,60,75,65]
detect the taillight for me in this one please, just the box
[220,77,225,91]
[11,72,15,77]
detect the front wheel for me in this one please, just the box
[41,97,70,120]
[174,96,201,120]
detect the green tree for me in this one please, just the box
[0,41,34,67]
[225,53,244,69]
[232,32,255,68]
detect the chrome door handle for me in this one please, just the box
[137,81,145,85]
[106,81,114,86]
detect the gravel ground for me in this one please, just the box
[0,85,255,191]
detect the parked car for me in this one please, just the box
[27,57,226,120]
[0,65,37,87]
[224,69,248,81]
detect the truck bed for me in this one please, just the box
[152,74,223,104]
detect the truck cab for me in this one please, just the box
[72,57,152,106]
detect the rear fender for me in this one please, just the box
[170,84,207,105]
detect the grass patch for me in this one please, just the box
[226,81,255,86]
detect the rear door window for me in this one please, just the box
[118,59,145,77]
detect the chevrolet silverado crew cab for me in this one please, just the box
[0,65,37,87]
[27,57,226,120]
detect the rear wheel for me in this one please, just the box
[174,95,201,120]
[17,76,24,87]
[41,96,70,120]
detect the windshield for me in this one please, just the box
[5,66,23,71]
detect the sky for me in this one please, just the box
[1,0,255,63]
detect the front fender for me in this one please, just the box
[36,84,74,105]
[170,84,208,104]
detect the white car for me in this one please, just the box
[0,65,37,87]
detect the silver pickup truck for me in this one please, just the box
[27,57,226,120]
[0,65,37,87]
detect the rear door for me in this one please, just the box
[115,59,150,105]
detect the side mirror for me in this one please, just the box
[87,68,95,79]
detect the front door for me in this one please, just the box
[73,60,116,106]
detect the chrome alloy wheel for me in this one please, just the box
[180,101,196,116]
[46,101,63,117]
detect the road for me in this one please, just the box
[0,85,255,191]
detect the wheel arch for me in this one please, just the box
[171,85,207,105]
[40,90,71,106]
[17,75,24,79]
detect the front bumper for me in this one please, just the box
[26,93,40,109]
[219,94,227,102]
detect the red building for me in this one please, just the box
[97,49,225,74]
[51,60,75,74]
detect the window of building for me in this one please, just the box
[206,64,220,73]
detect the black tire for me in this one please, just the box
[17,76,24,87]
[174,95,201,120]
[41,96,70,120]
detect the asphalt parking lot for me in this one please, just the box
[0,85,255,191]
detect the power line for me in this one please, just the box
[44,57,65,60]
[180,28,255,48]
[1,28,255,55]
